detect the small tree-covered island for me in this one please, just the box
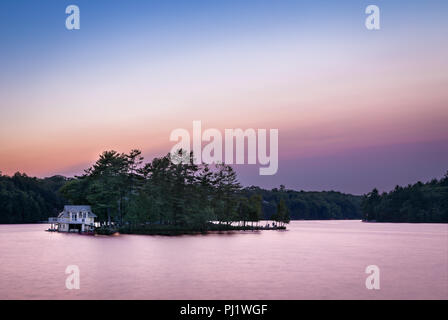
[0,149,446,235]
[25,149,293,235]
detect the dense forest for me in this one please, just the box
[361,173,448,223]
[0,149,362,225]
[0,173,67,223]
[243,186,362,220]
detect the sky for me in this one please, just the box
[0,0,447,194]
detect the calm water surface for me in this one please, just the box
[0,221,447,299]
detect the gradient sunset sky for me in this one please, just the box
[0,0,447,194]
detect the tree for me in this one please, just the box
[84,150,129,224]
[60,178,89,205]
[275,198,290,227]
[361,188,380,221]
[213,163,241,225]
[248,194,263,227]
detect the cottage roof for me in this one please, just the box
[58,205,97,218]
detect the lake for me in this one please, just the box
[0,221,446,299]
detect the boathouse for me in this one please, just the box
[49,205,97,233]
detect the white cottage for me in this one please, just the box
[49,205,97,233]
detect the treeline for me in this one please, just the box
[0,173,67,223]
[242,185,362,220]
[18,149,448,226]
[0,150,367,225]
[362,173,448,223]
